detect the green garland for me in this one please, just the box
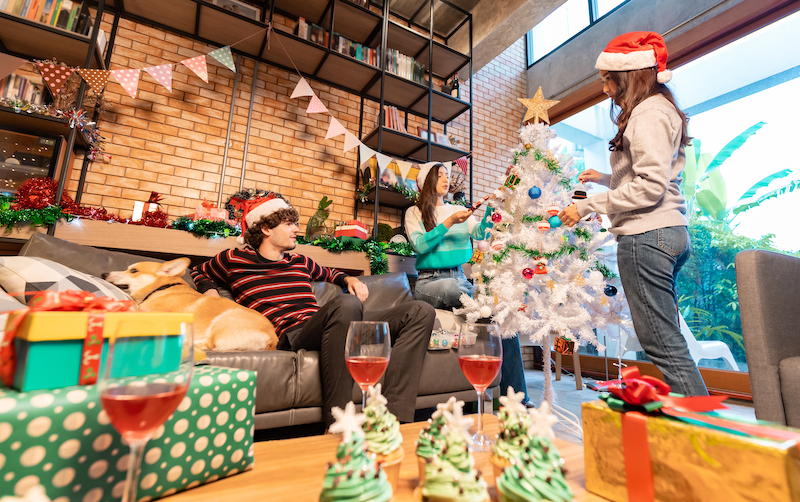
[357,180,419,204]
[171,216,241,238]
[0,205,73,230]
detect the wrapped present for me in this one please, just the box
[194,198,229,222]
[335,219,368,239]
[0,365,255,501]
[554,336,574,355]
[0,290,192,392]
[584,367,800,502]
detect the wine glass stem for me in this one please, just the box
[476,390,484,438]
[123,440,147,502]
[361,389,367,411]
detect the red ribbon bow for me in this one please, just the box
[603,366,728,412]
[0,290,136,386]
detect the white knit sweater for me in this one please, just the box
[576,95,689,236]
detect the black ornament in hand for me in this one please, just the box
[604,285,618,297]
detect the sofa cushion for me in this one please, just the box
[0,289,24,313]
[20,233,196,288]
[779,356,800,428]
[0,256,133,304]
[359,272,412,313]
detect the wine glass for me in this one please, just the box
[98,320,194,502]
[345,321,391,410]
[458,322,503,451]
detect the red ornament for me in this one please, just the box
[491,213,502,223]
[522,267,534,279]
[534,263,548,274]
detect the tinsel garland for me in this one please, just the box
[171,216,241,238]
[0,205,71,228]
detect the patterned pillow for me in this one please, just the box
[0,256,135,305]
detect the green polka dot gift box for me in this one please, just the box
[0,365,255,501]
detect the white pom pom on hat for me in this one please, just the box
[595,31,672,83]
[236,194,291,245]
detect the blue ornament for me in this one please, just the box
[604,285,618,297]
[528,186,542,199]
[548,215,561,228]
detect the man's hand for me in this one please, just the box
[203,289,221,297]
[444,210,473,228]
[558,204,582,227]
[578,169,602,184]
[344,277,369,302]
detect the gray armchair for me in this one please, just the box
[736,249,800,426]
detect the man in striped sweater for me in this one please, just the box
[191,193,435,427]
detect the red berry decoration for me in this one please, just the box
[491,212,502,223]
[522,267,534,279]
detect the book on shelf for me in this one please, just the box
[295,20,379,68]
[383,106,407,134]
[0,70,46,106]
[1,0,88,34]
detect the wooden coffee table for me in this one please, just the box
[166,414,606,501]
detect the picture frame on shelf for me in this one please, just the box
[212,0,261,20]
[417,126,429,140]
[434,133,451,147]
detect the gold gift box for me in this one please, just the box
[582,400,800,501]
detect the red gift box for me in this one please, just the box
[335,220,368,239]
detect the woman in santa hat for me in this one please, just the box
[558,31,707,396]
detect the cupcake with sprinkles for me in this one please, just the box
[320,402,393,502]
[495,400,572,502]
[491,387,534,480]
[416,396,460,482]
[362,384,404,492]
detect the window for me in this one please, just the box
[551,10,800,373]
[526,0,630,66]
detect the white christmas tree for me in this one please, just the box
[456,122,634,403]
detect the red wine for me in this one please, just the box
[458,355,502,392]
[101,383,188,442]
[346,356,389,391]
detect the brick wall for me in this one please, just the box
[70,14,527,230]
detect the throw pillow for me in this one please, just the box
[0,256,135,305]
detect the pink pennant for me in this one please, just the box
[0,54,27,82]
[110,68,141,99]
[325,117,347,140]
[144,64,173,92]
[36,63,73,96]
[181,55,209,83]
[306,95,328,114]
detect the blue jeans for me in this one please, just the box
[414,267,530,402]
[616,226,708,396]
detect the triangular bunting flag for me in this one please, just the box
[0,53,27,81]
[359,145,376,166]
[290,77,314,99]
[306,94,328,114]
[181,55,209,83]
[325,117,347,140]
[375,153,393,173]
[76,69,110,94]
[208,46,236,72]
[455,156,469,175]
[36,63,73,96]
[395,160,413,182]
[343,132,361,154]
[144,64,173,92]
[111,68,141,99]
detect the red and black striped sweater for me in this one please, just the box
[190,247,348,338]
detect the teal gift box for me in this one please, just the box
[0,365,255,500]
[8,311,193,392]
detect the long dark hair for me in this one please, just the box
[607,67,690,152]
[417,163,445,232]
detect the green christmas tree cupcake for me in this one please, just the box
[320,402,393,502]
[495,400,572,502]
[416,396,460,482]
[363,384,404,492]
[491,387,534,479]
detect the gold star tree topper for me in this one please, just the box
[518,87,560,124]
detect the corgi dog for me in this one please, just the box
[103,258,278,351]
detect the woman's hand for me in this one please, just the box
[578,169,602,184]
[558,204,582,227]
[444,210,473,228]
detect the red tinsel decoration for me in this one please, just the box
[130,209,170,228]
[14,178,59,209]
[148,191,164,204]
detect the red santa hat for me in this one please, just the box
[595,31,672,84]
[236,194,291,245]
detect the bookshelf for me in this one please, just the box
[0,3,106,207]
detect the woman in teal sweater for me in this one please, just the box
[405,163,532,406]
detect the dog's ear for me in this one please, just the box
[157,257,192,277]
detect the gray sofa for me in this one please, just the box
[18,233,495,430]
[736,249,800,427]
